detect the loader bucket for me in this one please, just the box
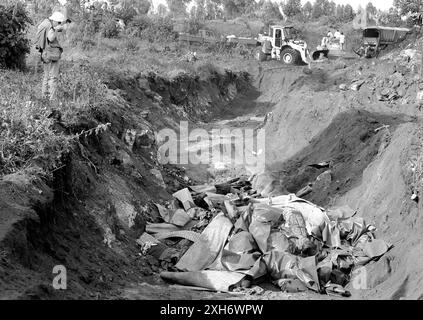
[311,49,329,60]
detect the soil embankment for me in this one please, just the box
[255,57,423,299]
[0,68,254,299]
[1,48,423,300]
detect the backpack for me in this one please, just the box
[34,19,51,53]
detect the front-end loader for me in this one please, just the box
[255,25,311,65]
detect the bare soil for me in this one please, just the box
[1,44,423,300]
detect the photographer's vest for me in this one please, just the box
[36,19,62,62]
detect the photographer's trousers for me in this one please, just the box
[42,60,59,101]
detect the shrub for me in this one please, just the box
[0,3,32,70]
[114,5,137,25]
[70,7,114,41]
[126,14,152,37]
[57,62,119,127]
[101,19,120,38]
[181,18,204,35]
[124,38,139,51]
[0,69,71,176]
[115,14,178,43]
[195,61,221,81]
[139,16,178,43]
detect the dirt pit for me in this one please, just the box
[266,110,415,207]
[1,55,423,300]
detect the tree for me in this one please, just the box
[223,0,239,18]
[302,1,313,19]
[259,0,282,22]
[343,4,354,21]
[366,2,377,16]
[311,0,324,18]
[393,0,423,15]
[335,4,344,20]
[328,0,336,16]
[224,0,256,17]
[283,0,301,17]
[0,2,32,70]
[379,7,402,26]
[157,3,168,17]
[205,0,217,19]
[195,0,206,20]
[166,0,190,18]
[243,0,257,16]
[116,0,151,16]
[190,4,197,19]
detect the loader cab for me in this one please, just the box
[275,29,282,47]
[268,25,296,48]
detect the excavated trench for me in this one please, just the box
[1,58,423,300]
[119,61,423,299]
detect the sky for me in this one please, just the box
[300,0,394,11]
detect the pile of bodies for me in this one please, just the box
[138,177,391,296]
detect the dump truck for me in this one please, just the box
[254,25,310,64]
[354,26,411,58]
[179,29,257,47]
[178,29,225,45]
[226,35,258,47]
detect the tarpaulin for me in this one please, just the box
[160,270,246,292]
[154,230,202,243]
[248,203,285,253]
[322,220,342,248]
[263,251,320,292]
[172,188,196,211]
[189,185,217,193]
[155,179,392,295]
[176,213,233,271]
[155,204,192,227]
[220,231,261,272]
[252,194,329,239]
[146,221,197,234]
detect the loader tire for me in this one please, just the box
[254,47,267,61]
[281,48,300,65]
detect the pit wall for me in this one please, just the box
[258,61,423,299]
[0,68,252,299]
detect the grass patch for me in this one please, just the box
[1,22,254,179]
[0,69,71,176]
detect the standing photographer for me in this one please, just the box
[35,11,68,101]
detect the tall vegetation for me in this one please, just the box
[0,2,32,70]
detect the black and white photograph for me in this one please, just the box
[0,0,422,309]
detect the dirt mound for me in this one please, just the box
[336,122,423,299]
[247,49,423,299]
[261,59,422,168]
[266,110,411,207]
[0,141,162,299]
